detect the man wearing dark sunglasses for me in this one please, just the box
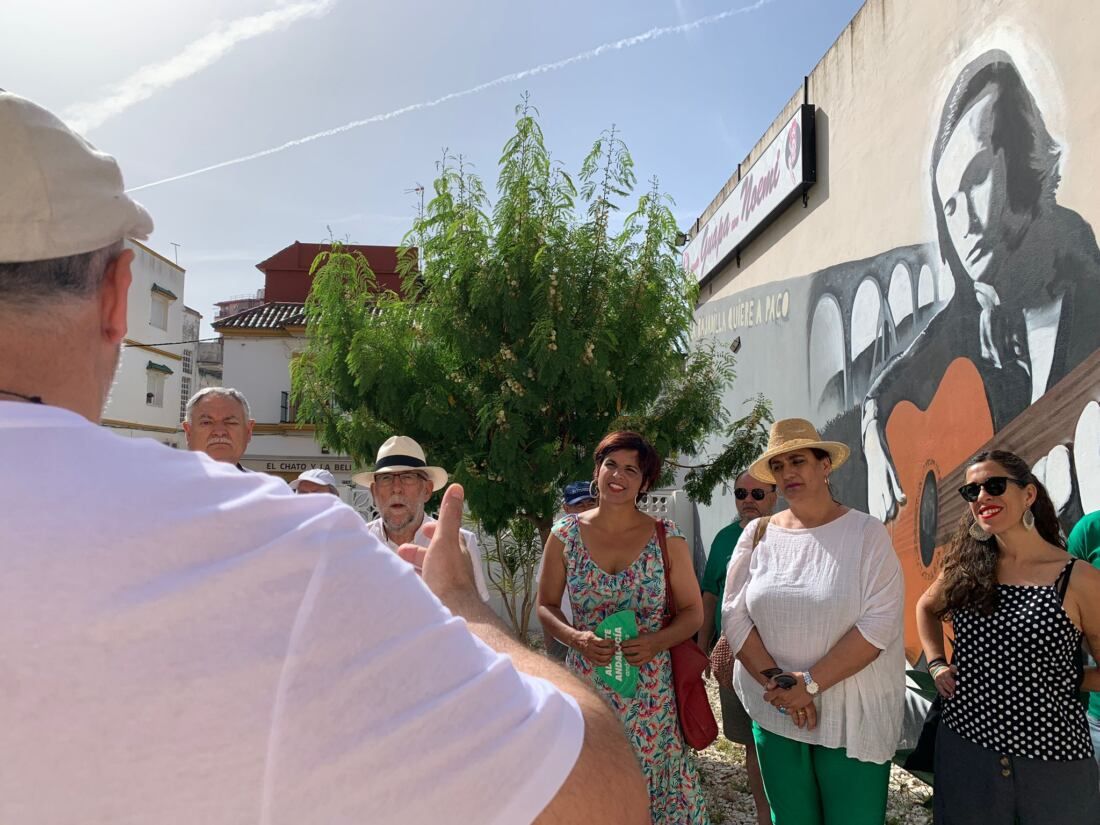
[699,471,777,825]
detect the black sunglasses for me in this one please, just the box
[958,476,1027,502]
[735,487,769,501]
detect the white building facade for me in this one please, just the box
[102,240,187,447]
[180,306,202,424]
[215,303,358,502]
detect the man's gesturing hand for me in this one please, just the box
[397,484,477,600]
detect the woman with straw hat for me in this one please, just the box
[720,418,905,825]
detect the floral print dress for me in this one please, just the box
[554,514,709,825]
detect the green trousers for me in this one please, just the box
[752,722,890,825]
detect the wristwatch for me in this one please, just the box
[803,671,820,695]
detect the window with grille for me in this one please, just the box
[182,349,193,375]
[179,376,191,421]
[280,391,297,424]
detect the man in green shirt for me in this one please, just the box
[1068,509,1100,777]
[699,471,777,825]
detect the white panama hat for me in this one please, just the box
[352,435,449,492]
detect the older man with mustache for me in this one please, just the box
[182,387,254,470]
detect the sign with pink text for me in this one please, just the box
[683,104,816,284]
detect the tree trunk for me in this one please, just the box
[533,515,553,551]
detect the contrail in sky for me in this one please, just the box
[126,0,775,192]
[65,0,335,134]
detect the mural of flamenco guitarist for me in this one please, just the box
[850,49,1100,659]
[863,49,1100,518]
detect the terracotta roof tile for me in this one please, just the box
[213,302,306,331]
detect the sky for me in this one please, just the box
[3,0,864,337]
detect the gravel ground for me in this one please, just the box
[697,682,933,824]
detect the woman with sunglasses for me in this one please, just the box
[916,450,1100,824]
[722,419,905,825]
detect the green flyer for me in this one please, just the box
[594,610,640,698]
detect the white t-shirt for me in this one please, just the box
[366,516,492,603]
[0,402,583,824]
[722,510,905,764]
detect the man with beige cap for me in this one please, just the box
[0,92,646,824]
[356,435,491,601]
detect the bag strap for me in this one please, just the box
[1055,558,1076,602]
[662,516,771,626]
[656,519,676,623]
[751,516,772,550]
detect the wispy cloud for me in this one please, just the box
[126,0,776,192]
[64,0,336,134]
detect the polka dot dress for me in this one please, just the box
[943,560,1092,761]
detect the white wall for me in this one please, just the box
[221,331,359,495]
[221,334,304,424]
[102,240,186,444]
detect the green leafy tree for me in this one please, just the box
[294,99,769,549]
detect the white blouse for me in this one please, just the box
[721,510,905,764]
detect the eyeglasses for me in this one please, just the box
[375,471,429,489]
[958,476,1026,502]
[735,487,770,501]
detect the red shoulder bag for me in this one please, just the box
[656,520,718,750]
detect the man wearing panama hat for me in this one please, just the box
[355,435,491,602]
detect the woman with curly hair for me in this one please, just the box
[916,450,1100,823]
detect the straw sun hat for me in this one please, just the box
[748,418,850,485]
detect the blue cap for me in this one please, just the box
[563,480,595,506]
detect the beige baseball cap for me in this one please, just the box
[0,91,153,263]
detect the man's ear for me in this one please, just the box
[99,248,133,346]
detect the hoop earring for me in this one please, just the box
[969,522,992,542]
[1022,508,1035,530]
[589,480,599,500]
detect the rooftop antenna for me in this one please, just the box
[169,242,181,264]
[405,183,425,221]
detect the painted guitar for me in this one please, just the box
[884,349,1100,664]
[884,358,992,664]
